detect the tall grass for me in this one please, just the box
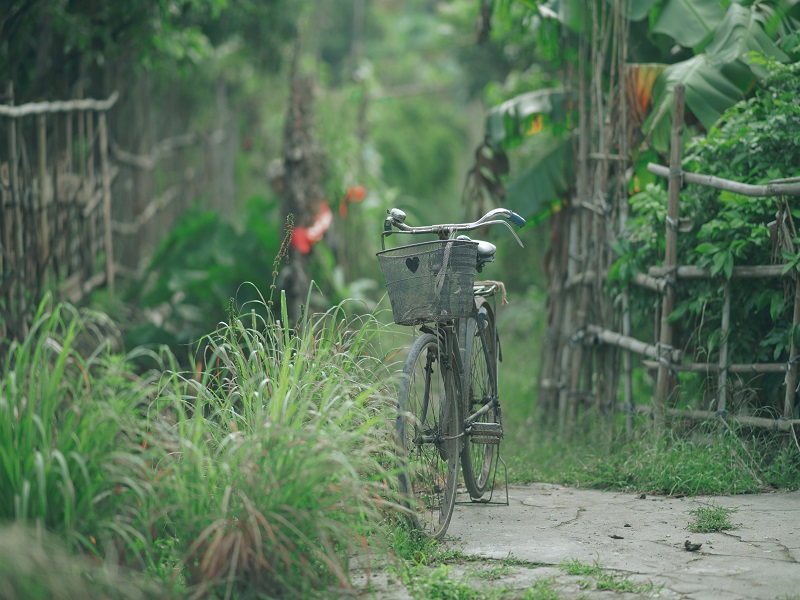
[2,292,405,598]
[140,292,403,597]
[0,296,154,559]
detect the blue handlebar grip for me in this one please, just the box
[508,212,526,227]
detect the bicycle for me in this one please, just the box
[377,207,526,539]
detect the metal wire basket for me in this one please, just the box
[377,239,478,326]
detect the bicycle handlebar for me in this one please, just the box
[382,207,526,248]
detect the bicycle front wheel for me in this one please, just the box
[461,301,499,499]
[396,333,459,539]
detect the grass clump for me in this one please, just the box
[558,559,601,577]
[2,292,405,598]
[0,296,156,561]
[0,524,167,600]
[688,502,737,533]
[519,577,560,600]
[141,293,402,597]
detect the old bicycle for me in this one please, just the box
[377,207,525,538]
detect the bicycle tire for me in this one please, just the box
[460,300,499,499]
[396,333,460,539]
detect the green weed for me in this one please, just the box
[520,577,561,600]
[398,562,510,600]
[595,572,655,594]
[688,502,737,533]
[558,559,601,577]
[470,563,513,581]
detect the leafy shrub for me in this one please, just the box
[127,195,282,354]
[611,59,800,410]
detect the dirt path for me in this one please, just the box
[352,483,800,599]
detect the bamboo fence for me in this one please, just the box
[0,79,233,346]
[537,0,800,440]
[560,87,800,435]
[0,86,118,342]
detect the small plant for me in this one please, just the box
[558,559,601,577]
[470,563,513,581]
[520,577,561,600]
[595,572,655,594]
[688,502,738,533]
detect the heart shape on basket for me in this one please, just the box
[405,256,420,273]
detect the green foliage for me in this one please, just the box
[0,296,155,560]
[2,0,299,100]
[612,60,800,406]
[644,1,798,151]
[370,98,469,205]
[688,502,737,533]
[2,293,405,597]
[128,195,282,353]
[0,524,167,600]
[519,577,561,600]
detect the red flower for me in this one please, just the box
[291,201,333,254]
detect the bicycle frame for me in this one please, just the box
[382,206,524,535]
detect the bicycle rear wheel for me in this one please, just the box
[461,301,499,499]
[396,333,459,539]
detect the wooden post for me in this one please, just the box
[7,82,27,328]
[784,277,800,420]
[37,114,49,272]
[717,282,731,415]
[98,113,114,300]
[653,84,685,432]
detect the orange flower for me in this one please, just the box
[339,185,366,218]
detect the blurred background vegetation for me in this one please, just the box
[3,0,800,597]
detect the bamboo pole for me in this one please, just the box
[37,114,49,270]
[784,277,800,420]
[654,84,685,432]
[98,113,115,300]
[7,82,26,327]
[583,325,682,363]
[631,272,668,293]
[65,111,73,171]
[717,282,731,414]
[647,163,800,197]
[623,404,800,431]
[86,111,95,186]
[649,264,787,280]
[643,360,786,374]
[0,92,119,117]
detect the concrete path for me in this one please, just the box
[442,483,800,599]
[349,483,800,598]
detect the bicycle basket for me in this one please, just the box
[377,239,478,326]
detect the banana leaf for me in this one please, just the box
[505,133,573,220]
[642,55,749,151]
[652,0,723,48]
[486,88,567,148]
[705,3,788,64]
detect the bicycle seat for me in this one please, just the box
[457,235,496,261]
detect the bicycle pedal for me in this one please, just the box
[467,422,503,445]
